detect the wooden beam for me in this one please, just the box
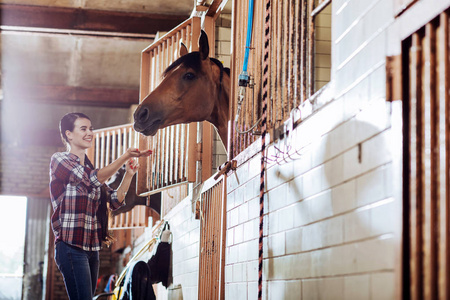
[206,0,225,17]
[0,4,188,35]
[5,85,139,108]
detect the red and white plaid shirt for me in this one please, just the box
[49,152,123,251]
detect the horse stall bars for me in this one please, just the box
[230,0,332,157]
[197,175,227,300]
[230,1,294,157]
[402,10,450,300]
[136,16,217,197]
[87,124,149,229]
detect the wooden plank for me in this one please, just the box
[202,122,213,182]
[140,51,151,102]
[100,132,105,169]
[422,22,437,300]
[386,55,403,102]
[394,0,419,17]
[105,131,111,166]
[294,0,301,107]
[301,0,308,102]
[137,134,149,195]
[0,4,188,35]
[288,0,295,112]
[308,0,315,97]
[437,11,450,300]
[409,32,422,300]
[6,85,139,107]
[205,0,225,18]
[86,135,95,164]
[188,123,197,182]
[218,177,226,299]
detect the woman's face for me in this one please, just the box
[65,118,94,150]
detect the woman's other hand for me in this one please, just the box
[126,158,139,175]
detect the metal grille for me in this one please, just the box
[198,176,226,300]
[86,124,149,229]
[230,0,332,157]
[403,11,450,300]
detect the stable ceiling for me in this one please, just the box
[0,0,195,145]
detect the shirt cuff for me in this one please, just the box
[109,190,123,210]
[89,169,102,188]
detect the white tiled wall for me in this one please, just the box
[147,195,201,300]
[225,0,399,299]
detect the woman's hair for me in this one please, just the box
[59,112,91,149]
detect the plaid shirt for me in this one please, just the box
[49,152,123,251]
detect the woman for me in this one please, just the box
[49,112,151,299]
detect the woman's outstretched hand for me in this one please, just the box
[126,148,152,158]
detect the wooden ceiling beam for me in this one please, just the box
[6,85,140,108]
[0,4,188,35]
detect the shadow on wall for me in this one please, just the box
[265,115,395,298]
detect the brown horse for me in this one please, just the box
[133,30,230,149]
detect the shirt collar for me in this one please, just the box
[65,152,81,162]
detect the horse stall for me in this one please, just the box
[88,0,450,299]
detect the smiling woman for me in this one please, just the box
[49,112,152,299]
[0,195,27,300]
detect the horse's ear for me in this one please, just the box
[179,42,188,58]
[198,30,209,60]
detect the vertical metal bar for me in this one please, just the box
[445,12,450,300]
[293,0,301,107]
[282,0,289,118]
[169,126,174,184]
[86,135,96,165]
[422,23,436,300]
[300,0,308,102]
[287,0,295,112]
[437,12,450,300]
[411,31,424,300]
[275,0,282,125]
[105,131,111,165]
[186,23,192,50]
[100,131,105,168]
[308,0,315,96]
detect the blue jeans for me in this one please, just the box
[55,241,99,300]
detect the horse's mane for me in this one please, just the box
[164,52,230,78]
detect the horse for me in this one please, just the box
[106,166,161,217]
[133,30,230,149]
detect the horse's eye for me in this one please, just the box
[183,72,195,80]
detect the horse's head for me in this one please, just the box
[133,30,230,148]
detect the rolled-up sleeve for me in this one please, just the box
[104,184,123,210]
[88,169,102,188]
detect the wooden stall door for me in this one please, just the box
[198,175,227,300]
[87,124,150,229]
[402,10,450,300]
[137,16,216,197]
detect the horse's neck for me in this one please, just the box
[209,79,230,149]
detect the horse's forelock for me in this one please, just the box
[163,52,202,76]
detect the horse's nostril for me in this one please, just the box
[136,106,149,123]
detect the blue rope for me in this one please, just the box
[239,0,255,86]
[242,0,254,73]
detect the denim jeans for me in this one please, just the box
[55,241,99,300]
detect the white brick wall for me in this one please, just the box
[224,0,399,299]
[128,194,201,300]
